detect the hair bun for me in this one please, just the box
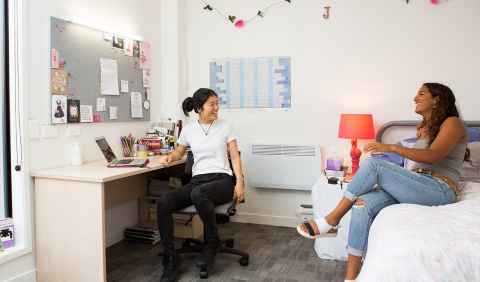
[182,97,194,116]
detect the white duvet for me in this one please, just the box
[357,181,480,282]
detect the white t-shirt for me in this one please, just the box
[177,119,236,176]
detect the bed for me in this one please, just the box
[353,121,480,282]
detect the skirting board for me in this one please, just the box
[5,269,36,282]
[230,213,298,228]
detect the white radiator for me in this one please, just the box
[245,144,322,191]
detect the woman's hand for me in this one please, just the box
[364,142,395,154]
[158,155,171,164]
[233,181,245,203]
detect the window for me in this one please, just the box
[1,0,11,219]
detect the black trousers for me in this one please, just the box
[156,173,234,255]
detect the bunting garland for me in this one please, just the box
[200,0,292,29]
[200,0,446,29]
[406,0,447,4]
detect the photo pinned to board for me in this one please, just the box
[124,39,134,56]
[67,99,80,123]
[96,97,106,112]
[143,69,151,88]
[109,106,118,120]
[93,112,102,123]
[139,42,151,69]
[80,105,93,123]
[121,80,129,93]
[51,69,68,95]
[52,95,67,124]
[51,48,60,69]
[112,36,124,49]
[132,40,140,58]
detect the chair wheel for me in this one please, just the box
[239,256,249,266]
[199,267,209,279]
[224,239,234,248]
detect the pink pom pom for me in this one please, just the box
[431,0,439,5]
[234,20,245,28]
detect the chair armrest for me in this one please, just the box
[227,197,244,216]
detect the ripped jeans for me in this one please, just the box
[344,158,456,257]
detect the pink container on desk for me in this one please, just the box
[326,158,343,171]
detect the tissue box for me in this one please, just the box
[0,218,14,249]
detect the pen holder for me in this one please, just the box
[122,146,135,158]
[121,136,136,158]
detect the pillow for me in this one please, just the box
[400,137,417,170]
[372,152,405,167]
[400,137,417,147]
[371,137,417,167]
[459,127,480,181]
[460,141,480,181]
[467,127,480,143]
[468,141,480,166]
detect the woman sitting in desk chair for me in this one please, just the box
[157,88,246,282]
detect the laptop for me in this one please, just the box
[95,136,148,168]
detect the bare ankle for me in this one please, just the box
[324,215,339,226]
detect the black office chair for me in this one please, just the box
[172,151,249,278]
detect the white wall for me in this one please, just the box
[179,0,480,226]
[2,0,164,281]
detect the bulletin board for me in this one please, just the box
[50,17,150,124]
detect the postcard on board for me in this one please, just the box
[51,95,67,124]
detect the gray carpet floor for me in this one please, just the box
[107,222,346,282]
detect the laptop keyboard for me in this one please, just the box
[116,159,132,164]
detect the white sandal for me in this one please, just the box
[296,218,337,239]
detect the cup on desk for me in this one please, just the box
[136,144,148,159]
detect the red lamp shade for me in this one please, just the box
[338,114,375,140]
[338,114,375,179]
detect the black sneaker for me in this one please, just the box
[160,255,178,282]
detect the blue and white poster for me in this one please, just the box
[210,56,291,109]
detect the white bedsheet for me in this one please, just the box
[357,181,480,282]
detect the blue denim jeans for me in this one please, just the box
[344,157,456,257]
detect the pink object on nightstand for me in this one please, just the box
[338,114,375,177]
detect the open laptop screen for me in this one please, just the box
[95,137,117,162]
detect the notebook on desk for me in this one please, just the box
[95,136,148,168]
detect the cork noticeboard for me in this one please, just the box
[50,17,150,124]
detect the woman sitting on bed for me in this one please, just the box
[297,82,467,282]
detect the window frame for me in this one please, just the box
[0,0,32,265]
[2,0,13,218]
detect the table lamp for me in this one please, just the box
[338,114,375,179]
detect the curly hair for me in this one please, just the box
[417,83,459,145]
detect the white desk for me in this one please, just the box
[31,156,185,282]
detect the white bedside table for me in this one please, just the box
[311,175,351,261]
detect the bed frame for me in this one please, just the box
[376,120,480,142]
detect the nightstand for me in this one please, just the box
[311,175,351,261]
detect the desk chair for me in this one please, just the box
[175,151,249,279]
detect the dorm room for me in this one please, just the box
[1,1,479,281]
